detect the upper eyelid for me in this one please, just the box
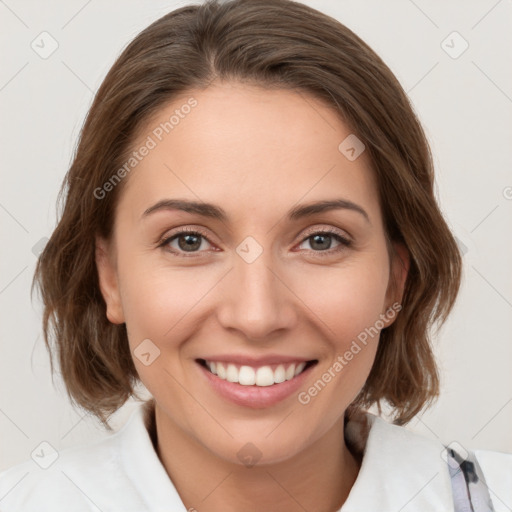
[300,225,351,240]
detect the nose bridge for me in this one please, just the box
[217,240,296,339]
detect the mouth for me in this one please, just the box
[195,357,318,408]
[196,358,318,386]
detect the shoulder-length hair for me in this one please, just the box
[33,0,462,429]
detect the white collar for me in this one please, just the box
[341,412,455,511]
[117,401,187,510]
[117,402,454,511]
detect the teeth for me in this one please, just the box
[239,366,255,385]
[217,363,226,379]
[226,364,238,383]
[204,360,310,386]
[294,361,306,376]
[256,366,274,386]
[273,365,286,384]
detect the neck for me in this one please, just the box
[149,401,361,512]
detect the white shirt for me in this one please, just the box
[0,401,510,511]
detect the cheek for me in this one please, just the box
[293,255,390,341]
[118,259,211,346]
[290,256,389,398]
[115,246,233,389]
[292,280,387,427]
[117,262,213,400]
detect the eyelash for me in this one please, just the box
[157,226,352,258]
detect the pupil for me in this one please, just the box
[311,234,331,250]
[179,234,201,251]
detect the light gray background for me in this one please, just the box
[1,0,511,472]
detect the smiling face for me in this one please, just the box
[96,80,407,465]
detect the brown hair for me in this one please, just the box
[32,0,462,429]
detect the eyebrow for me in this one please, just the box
[141,198,370,224]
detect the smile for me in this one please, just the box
[198,359,317,386]
[196,357,318,408]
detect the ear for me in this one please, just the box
[382,242,410,327]
[95,236,125,324]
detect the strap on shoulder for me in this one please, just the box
[445,445,496,512]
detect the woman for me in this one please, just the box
[0,0,509,510]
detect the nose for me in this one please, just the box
[216,249,297,341]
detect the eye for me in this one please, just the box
[296,228,352,257]
[158,227,216,257]
[158,226,353,258]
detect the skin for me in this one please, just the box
[96,81,409,512]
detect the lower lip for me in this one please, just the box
[196,360,317,409]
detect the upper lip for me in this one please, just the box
[197,354,317,366]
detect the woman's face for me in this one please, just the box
[96,81,407,465]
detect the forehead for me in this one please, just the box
[118,82,380,226]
